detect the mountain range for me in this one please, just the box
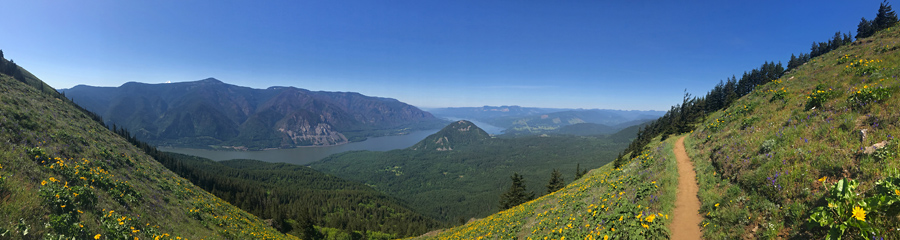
[428,106,663,136]
[61,78,445,149]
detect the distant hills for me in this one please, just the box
[310,120,635,222]
[428,106,663,136]
[61,78,445,149]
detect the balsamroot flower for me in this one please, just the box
[852,206,866,221]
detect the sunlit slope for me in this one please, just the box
[0,74,294,238]
[414,136,679,240]
[685,26,900,238]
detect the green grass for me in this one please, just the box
[685,25,900,239]
[410,135,679,240]
[0,73,294,239]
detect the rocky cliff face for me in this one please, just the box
[61,78,443,149]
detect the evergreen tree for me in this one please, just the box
[857,17,876,39]
[574,163,588,180]
[875,0,899,30]
[499,172,534,210]
[296,212,321,240]
[546,169,565,194]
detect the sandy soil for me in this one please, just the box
[671,136,703,239]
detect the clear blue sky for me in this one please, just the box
[0,1,886,110]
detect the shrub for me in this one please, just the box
[843,58,882,76]
[809,175,900,240]
[873,140,897,161]
[760,139,777,154]
[847,84,894,110]
[806,84,837,109]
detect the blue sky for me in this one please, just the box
[0,1,886,110]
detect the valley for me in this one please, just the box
[3,1,900,239]
[158,128,439,165]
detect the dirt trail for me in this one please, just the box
[671,136,702,240]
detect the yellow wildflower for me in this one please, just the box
[895,189,900,196]
[818,176,827,183]
[95,234,101,239]
[852,206,866,221]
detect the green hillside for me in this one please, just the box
[413,136,679,240]
[685,22,900,239]
[0,61,293,239]
[411,4,900,240]
[310,121,630,223]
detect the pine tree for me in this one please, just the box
[546,169,565,194]
[857,17,875,39]
[875,0,899,30]
[574,163,588,180]
[499,172,534,210]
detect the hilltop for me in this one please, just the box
[0,63,294,238]
[61,79,445,149]
[410,120,491,151]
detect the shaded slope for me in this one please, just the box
[0,73,293,238]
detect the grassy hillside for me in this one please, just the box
[0,69,293,238]
[412,136,679,240]
[685,24,900,239]
[310,121,630,223]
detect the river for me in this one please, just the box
[158,119,504,165]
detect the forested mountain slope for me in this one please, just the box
[0,64,294,239]
[310,120,631,222]
[157,153,441,238]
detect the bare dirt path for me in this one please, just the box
[671,136,703,240]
